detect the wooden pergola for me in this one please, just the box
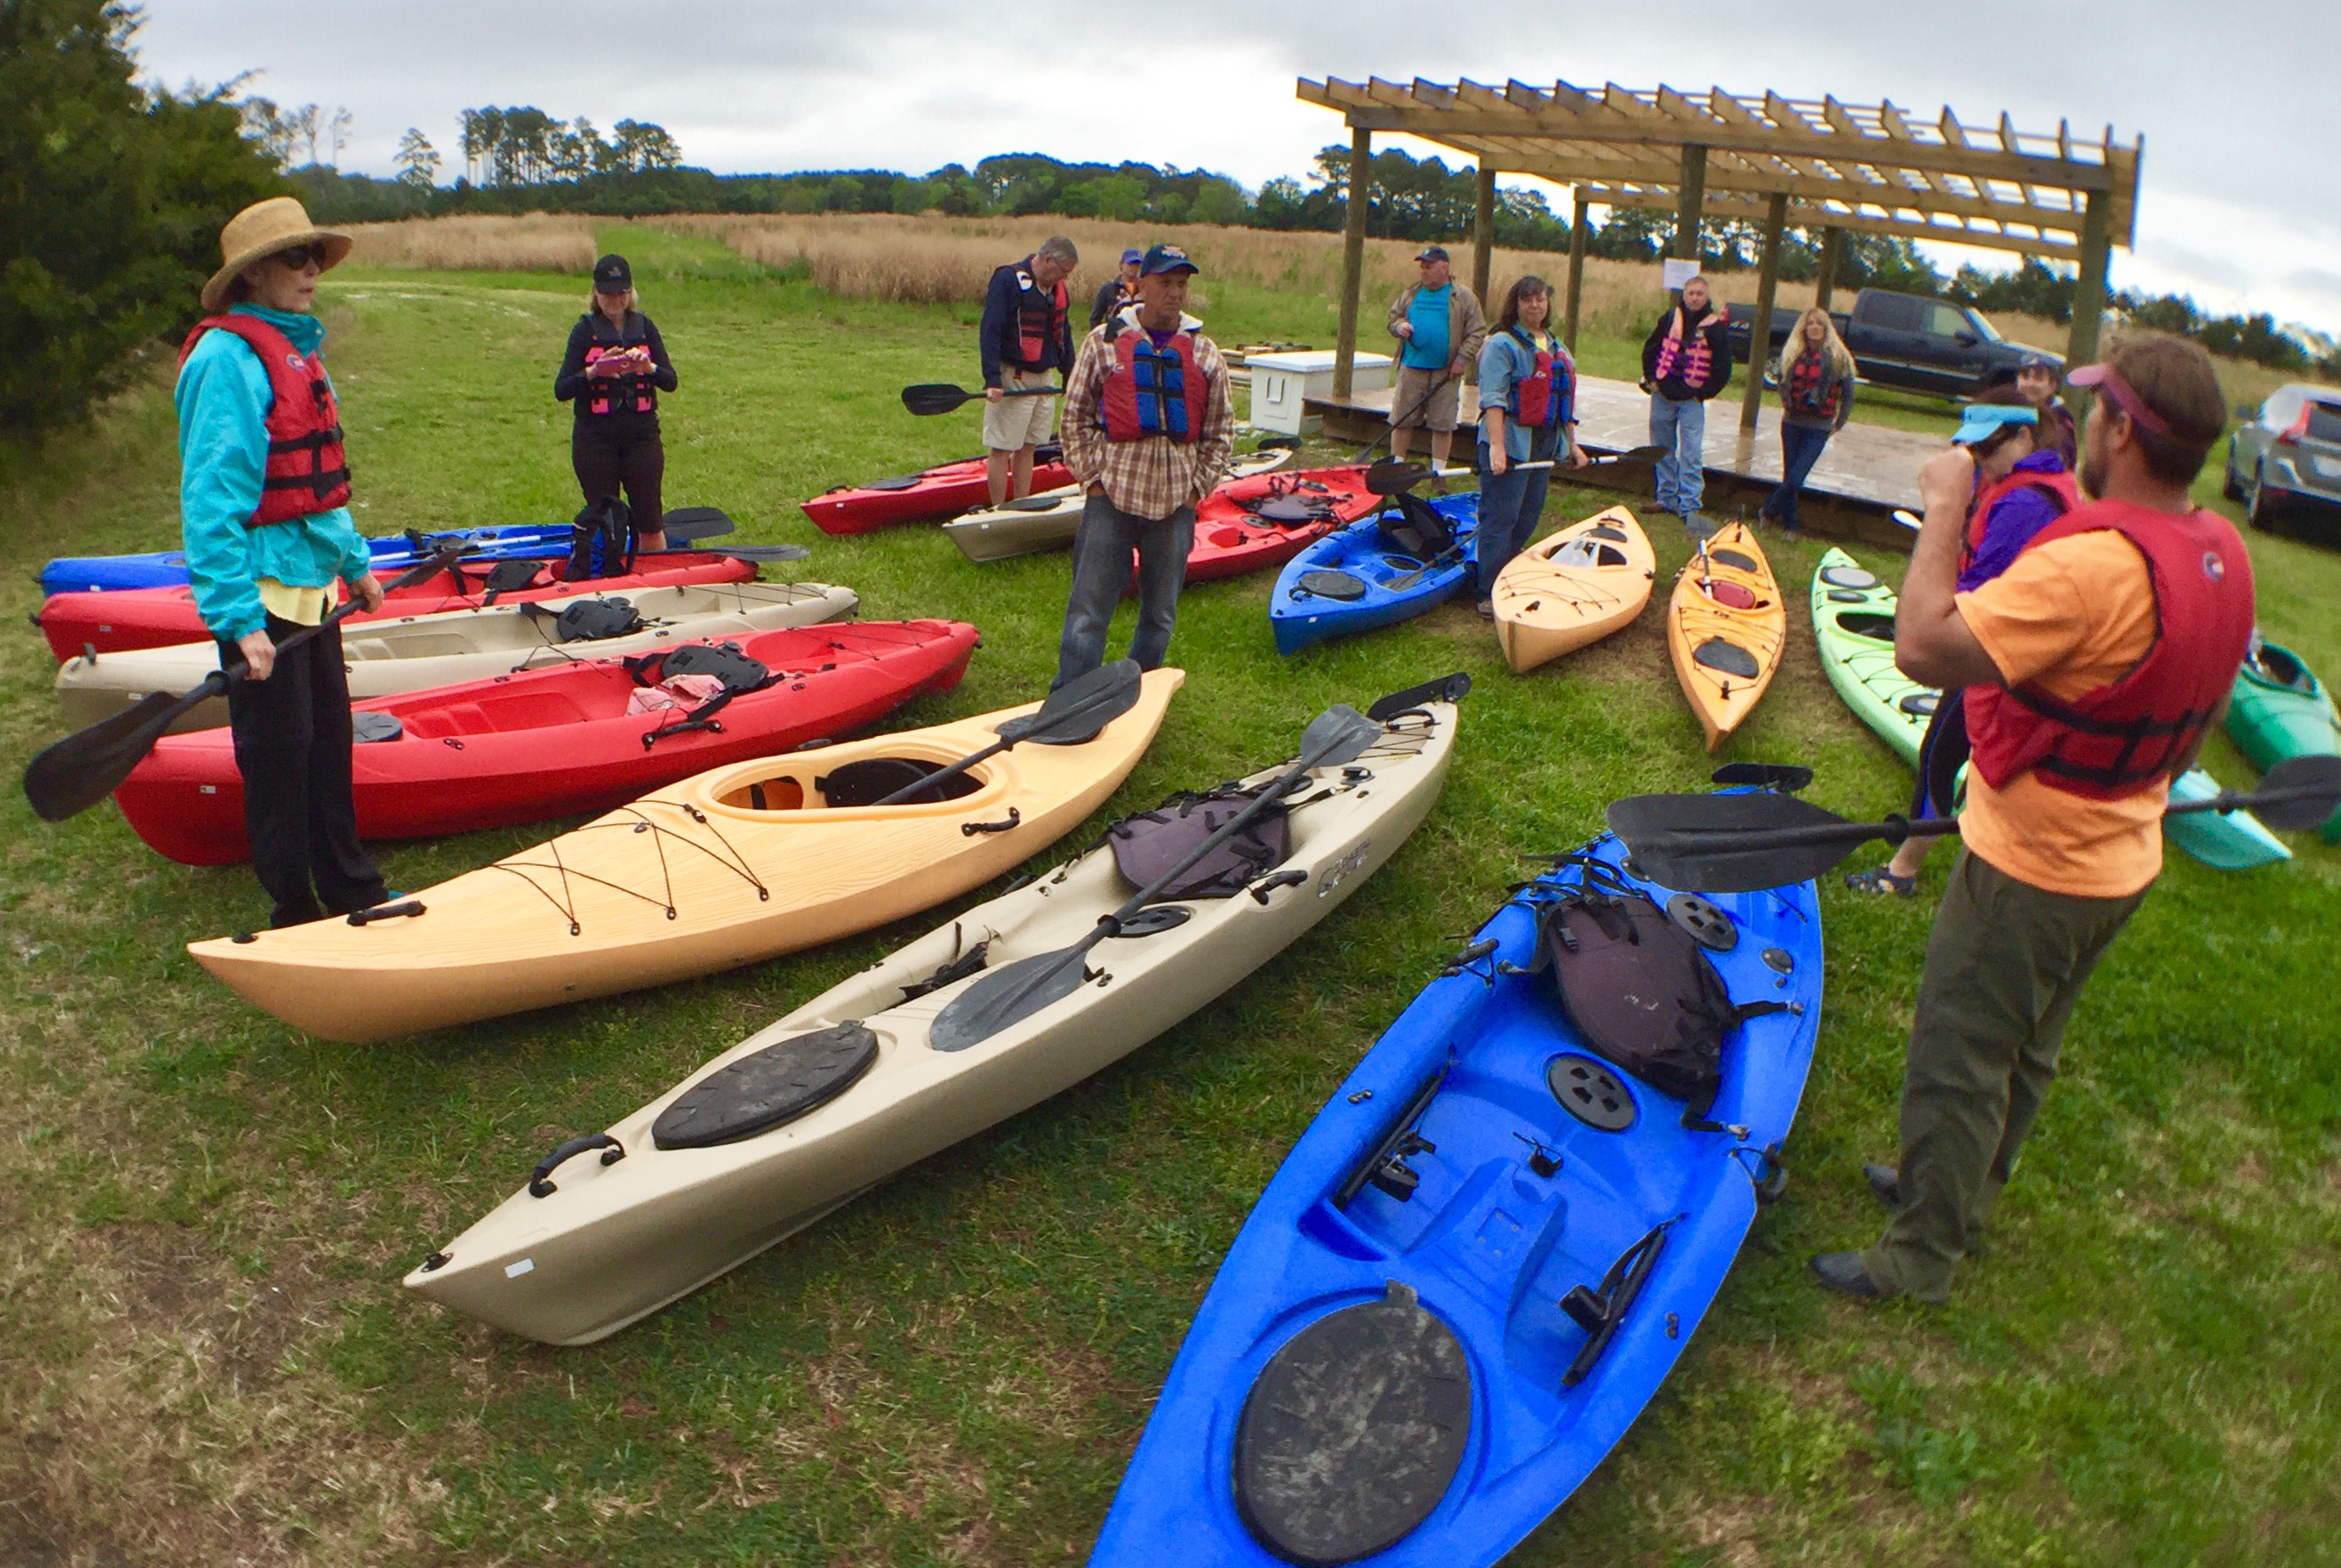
[1298,76,2144,431]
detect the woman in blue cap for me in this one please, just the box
[1846,393,2075,895]
[1091,247,1144,328]
[555,253,678,574]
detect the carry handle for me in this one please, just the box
[348,899,425,926]
[961,807,1022,836]
[1248,869,1309,905]
[529,1133,626,1197]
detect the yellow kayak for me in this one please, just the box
[190,669,1185,1042]
[1665,521,1785,750]
[1489,506,1657,672]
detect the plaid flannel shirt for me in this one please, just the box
[1059,309,1234,521]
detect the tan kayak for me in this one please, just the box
[1666,520,1786,750]
[189,669,1185,1042]
[404,680,1463,1344]
[943,449,1290,563]
[54,580,859,734]
[1489,506,1657,672]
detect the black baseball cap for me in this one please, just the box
[592,254,632,292]
[1140,243,1199,277]
[1416,246,1449,263]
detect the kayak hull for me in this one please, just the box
[37,554,758,659]
[1269,494,1480,656]
[1666,521,1786,750]
[38,523,578,597]
[186,669,1184,1042]
[2163,768,2291,869]
[116,619,977,864]
[405,693,1461,1344]
[2225,642,2341,842]
[1809,547,1933,768]
[801,453,1074,535]
[944,450,1296,563]
[1090,824,1823,1566]
[1490,506,1657,672]
[54,580,859,735]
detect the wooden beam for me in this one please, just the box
[1333,125,1371,401]
[1582,183,2083,260]
[1471,164,1496,303]
[1815,226,1843,312]
[1741,191,1788,433]
[1675,143,1707,263]
[2067,187,2112,368]
[1565,186,1589,352]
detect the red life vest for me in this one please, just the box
[1013,266,1070,369]
[1652,309,1715,390]
[1510,326,1564,427]
[1099,320,1207,444]
[1783,348,1841,422]
[581,311,658,416]
[1967,500,2256,801]
[179,314,352,528]
[1961,465,2082,576]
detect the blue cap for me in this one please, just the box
[1120,247,1143,265]
[1140,243,1199,277]
[1952,403,2039,445]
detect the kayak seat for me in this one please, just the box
[398,702,487,739]
[1233,1280,1471,1565]
[1709,548,1759,572]
[813,757,983,807]
[1692,637,1761,680]
[351,711,405,744]
[1702,580,1760,611]
[1108,788,1290,900]
[650,1022,880,1150]
[1838,612,1896,642]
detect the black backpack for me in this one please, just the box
[1375,491,1454,558]
[562,495,634,580]
[1107,787,1291,900]
[1524,859,1789,1125]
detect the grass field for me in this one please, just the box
[3,220,2338,1568]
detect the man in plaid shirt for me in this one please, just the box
[1054,242,1234,687]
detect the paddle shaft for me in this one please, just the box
[1347,371,1454,464]
[867,667,1139,807]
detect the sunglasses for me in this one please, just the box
[272,244,326,272]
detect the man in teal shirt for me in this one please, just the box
[181,197,388,928]
[1385,246,1485,473]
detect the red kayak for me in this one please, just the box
[802,450,1074,535]
[37,554,759,659]
[1182,464,1380,582]
[114,619,980,865]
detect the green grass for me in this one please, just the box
[3,223,2338,1567]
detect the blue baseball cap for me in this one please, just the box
[1140,243,1199,277]
[1952,403,2038,445]
[1120,247,1143,265]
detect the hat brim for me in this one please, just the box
[200,229,354,313]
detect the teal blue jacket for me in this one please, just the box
[176,304,369,641]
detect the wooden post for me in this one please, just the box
[1332,125,1372,401]
[1471,165,1495,304]
[1740,192,1788,433]
[2067,189,2112,368]
[1564,187,1590,352]
[1673,144,1708,262]
[1814,227,1843,313]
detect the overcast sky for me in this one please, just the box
[133,0,2341,337]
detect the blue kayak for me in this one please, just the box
[38,523,580,597]
[1091,818,1823,1567]
[1270,493,1479,656]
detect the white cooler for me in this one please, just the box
[1246,349,1392,436]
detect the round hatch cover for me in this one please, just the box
[1295,569,1369,603]
[1820,563,1880,589]
[652,1022,878,1150]
[1667,892,1739,950]
[1692,637,1760,679]
[1549,1054,1638,1132]
[1898,691,1941,716]
[1236,1281,1471,1565]
[1115,905,1192,937]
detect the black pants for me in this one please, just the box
[218,614,386,928]
[1909,687,1973,821]
[572,425,664,535]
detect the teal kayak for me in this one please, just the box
[2226,642,2341,844]
[1810,549,1935,768]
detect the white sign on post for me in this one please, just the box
[1661,258,1702,293]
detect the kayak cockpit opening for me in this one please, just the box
[1698,580,1764,612]
[1837,612,1896,642]
[714,757,988,813]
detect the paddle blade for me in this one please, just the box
[998,659,1143,747]
[23,678,225,822]
[660,507,734,542]
[1605,790,1875,892]
[1710,761,1814,795]
[902,383,975,416]
[2232,754,2341,830]
[928,948,1092,1052]
[1300,704,1385,769]
[1365,459,1431,495]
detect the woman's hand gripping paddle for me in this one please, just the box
[1605,754,2341,893]
[901,383,1062,416]
[927,703,1386,1052]
[22,546,480,824]
[867,659,1147,810]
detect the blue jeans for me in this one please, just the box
[1649,394,1706,515]
[1054,490,1194,688]
[1763,422,1833,530]
[1473,428,1556,597]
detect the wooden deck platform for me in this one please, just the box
[1301,376,1940,552]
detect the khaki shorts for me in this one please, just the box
[983,368,1058,450]
[1391,365,1462,432]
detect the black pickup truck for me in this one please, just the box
[1724,288,2062,399]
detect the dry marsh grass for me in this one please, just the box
[343,213,598,274]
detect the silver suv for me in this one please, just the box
[2225,383,2341,541]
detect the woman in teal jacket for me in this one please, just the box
[180,198,389,928]
[1472,275,1588,614]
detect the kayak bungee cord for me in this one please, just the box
[484,797,773,935]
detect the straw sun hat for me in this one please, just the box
[199,196,353,312]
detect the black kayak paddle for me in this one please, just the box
[23,546,483,824]
[1364,444,1666,496]
[902,382,1062,416]
[927,702,1388,1051]
[1606,754,2341,893]
[870,659,1146,808]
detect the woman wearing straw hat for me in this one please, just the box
[179,195,390,928]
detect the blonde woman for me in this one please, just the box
[555,253,678,571]
[1758,306,1856,535]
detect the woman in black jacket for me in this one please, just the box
[554,253,678,572]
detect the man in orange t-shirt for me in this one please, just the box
[1812,334,2253,1304]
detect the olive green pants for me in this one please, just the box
[1860,849,2148,1302]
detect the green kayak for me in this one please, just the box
[1811,548,1937,768]
[2228,642,2341,843]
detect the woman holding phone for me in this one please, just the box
[555,253,679,572]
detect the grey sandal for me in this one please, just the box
[1844,866,1918,897]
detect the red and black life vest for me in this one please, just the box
[1099,320,1207,444]
[179,313,351,528]
[1961,464,2082,576]
[1012,264,1070,370]
[1783,348,1842,422]
[1652,309,1715,390]
[1967,500,2255,801]
[581,310,658,417]
[1509,326,1565,427]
